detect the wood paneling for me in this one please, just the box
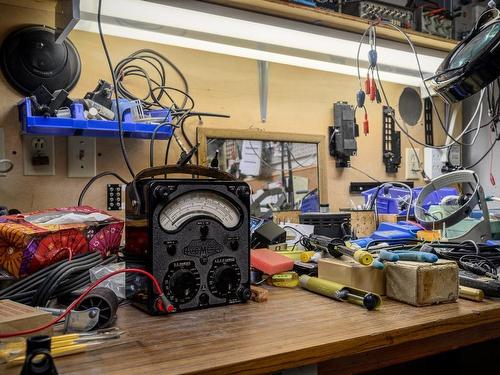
[0,3,449,215]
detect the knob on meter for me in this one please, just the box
[164,260,200,305]
[208,257,241,299]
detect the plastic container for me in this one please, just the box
[300,190,320,213]
[19,98,173,139]
[362,186,458,215]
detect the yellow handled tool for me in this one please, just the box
[307,234,373,266]
[299,275,381,310]
[6,343,89,367]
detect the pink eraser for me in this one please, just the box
[251,248,294,275]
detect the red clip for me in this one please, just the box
[363,113,369,135]
[370,78,376,101]
[365,73,371,95]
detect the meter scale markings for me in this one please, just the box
[159,191,240,231]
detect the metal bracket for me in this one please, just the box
[257,61,269,123]
[424,98,434,146]
[382,106,401,173]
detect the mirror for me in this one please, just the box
[198,128,327,219]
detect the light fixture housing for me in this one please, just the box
[76,0,446,86]
[427,9,500,103]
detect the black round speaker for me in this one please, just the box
[429,9,500,103]
[398,87,422,126]
[0,25,81,95]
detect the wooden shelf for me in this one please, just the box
[201,0,457,52]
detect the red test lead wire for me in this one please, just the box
[0,268,168,339]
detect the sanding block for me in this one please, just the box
[251,249,294,275]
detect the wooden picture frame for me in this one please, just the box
[197,127,328,204]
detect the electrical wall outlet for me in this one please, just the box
[405,148,420,180]
[424,146,461,179]
[22,135,55,176]
[107,184,125,210]
[68,137,96,178]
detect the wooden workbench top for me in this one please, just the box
[4,287,500,375]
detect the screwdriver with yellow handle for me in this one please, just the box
[6,343,94,367]
[1,329,122,363]
[306,234,373,266]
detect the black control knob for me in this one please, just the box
[237,186,250,199]
[237,287,251,302]
[153,186,170,200]
[214,266,239,295]
[199,293,209,305]
[169,270,198,301]
[229,240,239,251]
[166,244,176,256]
[200,225,209,237]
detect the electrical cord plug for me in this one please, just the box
[368,49,377,68]
[210,150,220,170]
[460,261,499,279]
[177,143,199,166]
[356,90,366,108]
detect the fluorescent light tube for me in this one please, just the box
[77,0,446,86]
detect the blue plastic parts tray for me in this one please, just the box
[18,98,173,139]
[362,186,458,215]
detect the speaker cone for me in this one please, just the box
[0,25,81,96]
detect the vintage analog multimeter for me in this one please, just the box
[125,165,251,315]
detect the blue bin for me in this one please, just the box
[301,191,320,213]
[362,186,458,215]
[18,98,173,139]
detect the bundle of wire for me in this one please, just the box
[430,241,500,277]
[355,19,500,174]
[0,252,116,307]
[113,49,191,111]
[363,239,500,276]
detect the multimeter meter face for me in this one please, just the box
[159,191,241,232]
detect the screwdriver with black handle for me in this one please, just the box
[306,234,373,266]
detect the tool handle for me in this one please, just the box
[378,250,399,262]
[459,285,484,302]
[7,344,87,367]
[396,251,438,263]
[351,249,373,266]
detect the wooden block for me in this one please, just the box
[272,210,301,224]
[350,210,376,237]
[318,256,386,295]
[417,230,441,241]
[0,299,53,338]
[385,260,459,306]
[377,214,399,223]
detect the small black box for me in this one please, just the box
[300,213,351,239]
[251,221,286,249]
